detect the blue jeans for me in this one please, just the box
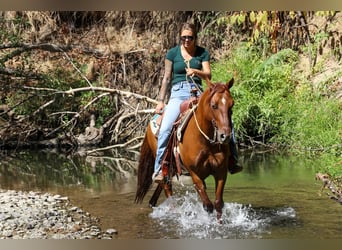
[154,81,199,173]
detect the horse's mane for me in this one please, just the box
[209,82,229,94]
[201,82,230,104]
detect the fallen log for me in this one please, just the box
[315,172,342,204]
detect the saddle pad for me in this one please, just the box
[176,104,197,142]
[150,114,161,136]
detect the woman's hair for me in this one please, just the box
[179,23,197,40]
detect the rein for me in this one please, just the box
[184,59,218,143]
[184,59,203,95]
[191,107,218,144]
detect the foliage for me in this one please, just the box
[211,43,341,158]
[212,40,341,181]
[0,13,28,45]
[212,44,297,144]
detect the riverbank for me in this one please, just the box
[0,189,117,239]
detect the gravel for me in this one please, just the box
[0,189,117,239]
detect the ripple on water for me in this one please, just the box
[150,190,297,239]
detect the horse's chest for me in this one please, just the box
[179,145,227,172]
[206,152,226,168]
[192,149,227,169]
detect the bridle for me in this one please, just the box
[184,60,229,144]
[192,106,218,144]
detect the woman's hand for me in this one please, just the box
[155,101,165,114]
[186,61,211,80]
[186,68,196,77]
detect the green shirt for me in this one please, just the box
[166,45,210,85]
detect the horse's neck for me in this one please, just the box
[193,96,214,136]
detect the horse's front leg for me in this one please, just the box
[148,179,172,207]
[190,172,213,213]
[162,179,173,198]
[214,174,228,222]
[149,183,163,207]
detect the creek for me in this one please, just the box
[0,149,340,239]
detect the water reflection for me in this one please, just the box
[0,149,341,239]
[0,149,138,193]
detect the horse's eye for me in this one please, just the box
[211,103,218,109]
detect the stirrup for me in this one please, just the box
[152,171,163,182]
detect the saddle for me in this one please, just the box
[150,96,198,139]
[150,96,199,177]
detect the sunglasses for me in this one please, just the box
[180,36,194,41]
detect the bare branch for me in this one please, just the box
[61,86,158,105]
[23,85,158,107]
[32,99,55,117]
[46,92,110,137]
[0,43,71,64]
[62,51,93,88]
[86,136,144,155]
[112,109,154,142]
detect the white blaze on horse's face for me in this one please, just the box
[216,95,232,144]
[221,97,227,105]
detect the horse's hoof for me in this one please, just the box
[216,213,223,223]
[203,203,214,213]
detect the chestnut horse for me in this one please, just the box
[135,78,235,220]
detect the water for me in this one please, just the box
[0,149,340,239]
[150,191,276,239]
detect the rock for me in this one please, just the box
[0,189,116,239]
[106,228,118,235]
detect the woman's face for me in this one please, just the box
[180,29,195,48]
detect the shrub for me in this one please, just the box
[211,43,341,155]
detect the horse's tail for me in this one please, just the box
[134,128,155,203]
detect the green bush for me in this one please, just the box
[212,44,298,145]
[211,43,341,155]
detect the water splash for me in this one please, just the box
[150,190,297,239]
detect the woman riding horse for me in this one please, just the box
[136,77,240,220]
[152,22,241,182]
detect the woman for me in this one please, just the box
[153,23,241,181]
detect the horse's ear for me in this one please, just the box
[226,78,234,89]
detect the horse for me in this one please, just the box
[135,78,235,220]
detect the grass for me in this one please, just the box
[211,43,342,178]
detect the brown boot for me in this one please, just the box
[152,171,164,183]
[229,163,243,174]
[228,136,243,173]
[228,147,243,174]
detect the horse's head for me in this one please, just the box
[204,78,234,144]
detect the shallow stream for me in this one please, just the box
[0,150,340,239]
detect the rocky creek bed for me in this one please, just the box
[0,189,117,239]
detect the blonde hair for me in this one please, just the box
[179,23,197,40]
